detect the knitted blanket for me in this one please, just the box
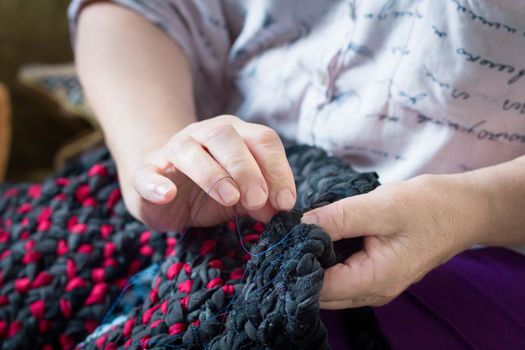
[0,143,389,349]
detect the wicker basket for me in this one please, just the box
[0,82,11,180]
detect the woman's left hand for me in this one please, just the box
[302,173,490,309]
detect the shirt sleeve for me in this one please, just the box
[68,0,238,118]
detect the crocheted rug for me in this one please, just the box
[0,143,390,350]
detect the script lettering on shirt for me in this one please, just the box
[399,91,427,105]
[456,48,524,85]
[391,46,410,55]
[423,68,474,102]
[508,68,525,85]
[342,144,405,161]
[432,25,447,38]
[367,114,399,123]
[424,68,450,89]
[502,99,525,115]
[366,0,423,21]
[451,88,470,100]
[450,0,517,34]
[416,113,525,143]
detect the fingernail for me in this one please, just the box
[154,183,172,198]
[276,189,295,209]
[245,186,267,208]
[301,213,318,225]
[217,180,240,204]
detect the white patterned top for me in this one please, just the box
[69,0,525,253]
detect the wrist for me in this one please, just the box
[463,158,525,247]
[445,172,494,248]
[416,173,491,252]
[103,121,179,183]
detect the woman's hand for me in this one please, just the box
[76,6,296,231]
[123,115,297,231]
[302,174,490,309]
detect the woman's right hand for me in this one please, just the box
[76,6,291,231]
[122,115,297,231]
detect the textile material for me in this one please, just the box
[68,0,525,255]
[0,149,171,350]
[0,143,390,349]
[68,0,525,184]
[374,247,525,350]
[80,144,388,350]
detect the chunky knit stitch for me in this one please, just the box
[0,149,172,350]
[0,143,389,350]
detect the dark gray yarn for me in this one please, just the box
[207,210,336,350]
[0,142,390,350]
[208,144,387,350]
[0,148,170,350]
[84,143,388,350]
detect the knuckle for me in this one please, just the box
[223,161,264,191]
[326,202,348,233]
[222,154,251,174]
[266,156,292,178]
[215,114,239,124]
[202,172,221,187]
[167,137,198,163]
[258,151,290,180]
[262,165,291,189]
[336,201,351,229]
[206,124,236,142]
[254,127,280,146]
[165,134,186,154]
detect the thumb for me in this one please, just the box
[301,193,382,241]
[133,163,177,205]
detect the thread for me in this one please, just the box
[94,175,304,348]
[0,142,389,350]
[94,175,238,333]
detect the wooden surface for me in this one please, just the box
[0,0,83,181]
[0,82,11,180]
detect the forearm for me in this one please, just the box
[75,3,196,180]
[461,155,525,247]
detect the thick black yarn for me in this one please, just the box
[83,144,389,350]
[207,210,336,350]
[0,143,390,350]
[209,144,390,350]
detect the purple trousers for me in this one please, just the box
[320,248,525,349]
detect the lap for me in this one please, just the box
[321,247,525,350]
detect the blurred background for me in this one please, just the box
[0,0,96,182]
